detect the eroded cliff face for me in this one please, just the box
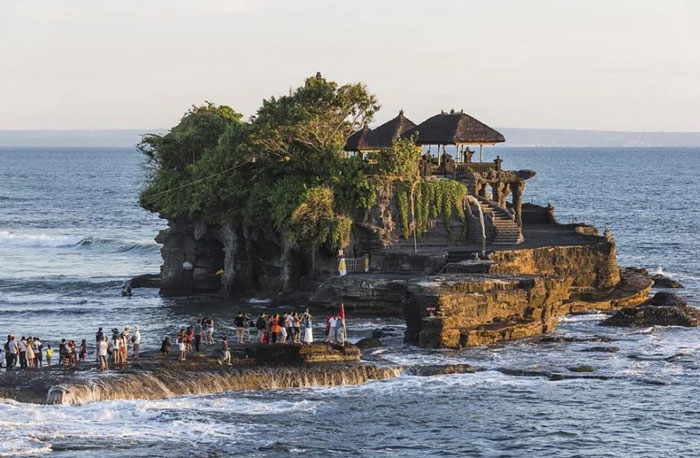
[487,235,620,290]
[407,274,573,348]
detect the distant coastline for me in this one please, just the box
[1,127,700,148]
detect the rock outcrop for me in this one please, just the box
[601,303,700,327]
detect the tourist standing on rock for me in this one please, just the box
[333,315,346,345]
[34,337,43,367]
[279,313,288,343]
[185,326,194,352]
[327,315,337,343]
[270,314,280,344]
[124,326,131,356]
[46,345,53,366]
[95,327,104,361]
[132,326,141,359]
[246,313,254,342]
[26,337,35,368]
[234,312,246,344]
[208,318,215,344]
[79,339,87,361]
[285,313,294,343]
[194,320,202,352]
[58,338,67,365]
[219,336,232,366]
[302,312,313,344]
[178,334,187,361]
[18,336,28,369]
[4,335,15,369]
[97,336,108,371]
[160,337,170,357]
[293,313,301,343]
[256,314,267,343]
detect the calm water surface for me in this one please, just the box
[0,147,699,457]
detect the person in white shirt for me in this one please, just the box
[97,336,109,371]
[327,316,337,343]
[132,326,141,359]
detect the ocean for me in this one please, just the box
[1,146,699,457]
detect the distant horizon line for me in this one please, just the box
[2,127,700,134]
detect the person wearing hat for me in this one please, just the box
[132,325,141,359]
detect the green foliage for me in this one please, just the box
[395,182,411,239]
[370,136,421,180]
[330,156,377,221]
[139,74,381,253]
[139,102,243,172]
[249,73,379,175]
[394,178,468,240]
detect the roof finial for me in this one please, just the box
[399,109,404,116]
[450,108,455,115]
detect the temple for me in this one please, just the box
[151,108,652,349]
[344,109,532,250]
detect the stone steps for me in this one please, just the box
[477,197,522,245]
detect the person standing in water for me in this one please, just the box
[79,339,87,361]
[219,336,232,366]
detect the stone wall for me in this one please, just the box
[487,234,620,290]
[405,274,573,348]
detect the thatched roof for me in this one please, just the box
[402,110,505,145]
[367,110,416,148]
[344,111,416,151]
[344,125,374,151]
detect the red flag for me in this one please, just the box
[339,303,345,320]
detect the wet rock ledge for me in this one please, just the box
[0,344,401,406]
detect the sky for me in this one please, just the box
[1,0,699,131]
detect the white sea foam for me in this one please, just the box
[246,298,271,304]
[0,393,316,456]
[0,230,82,248]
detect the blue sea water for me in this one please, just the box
[0,146,699,457]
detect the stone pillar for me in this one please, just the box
[511,181,524,228]
[491,182,506,206]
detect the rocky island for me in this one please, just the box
[137,73,654,349]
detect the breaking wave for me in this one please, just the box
[0,230,158,253]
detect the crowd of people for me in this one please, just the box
[1,325,141,372]
[171,310,318,362]
[2,306,348,371]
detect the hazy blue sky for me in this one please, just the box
[2,0,699,131]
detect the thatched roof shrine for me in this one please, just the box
[402,110,505,145]
[344,110,416,152]
[345,125,374,152]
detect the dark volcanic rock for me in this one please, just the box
[581,346,619,353]
[355,337,382,350]
[568,365,595,373]
[130,273,161,288]
[371,329,387,339]
[649,292,689,307]
[651,274,684,289]
[601,304,700,328]
[410,364,478,376]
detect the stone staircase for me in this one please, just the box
[477,197,522,245]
